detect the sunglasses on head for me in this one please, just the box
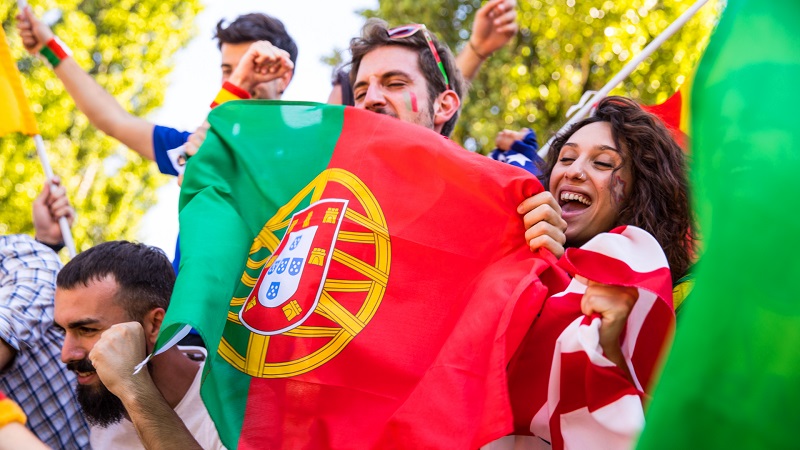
[387,24,452,91]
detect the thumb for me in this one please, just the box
[23,5,37,24]
[35,181,51,205]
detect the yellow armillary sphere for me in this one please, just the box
[218,168,391,378]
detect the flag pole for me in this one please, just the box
[33,135,77,257]
[537,0,711,158]
[16,0,76,257]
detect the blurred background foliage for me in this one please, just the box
[364,0,722,152]
[0,0,200,251]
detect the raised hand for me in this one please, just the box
[15,5,54,55]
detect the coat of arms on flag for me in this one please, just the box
[240,199,349,335]
[218,166,392,379]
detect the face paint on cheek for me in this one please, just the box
[404,92,418,113]
[610,174,627,205]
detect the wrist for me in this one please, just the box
[468,40,488,60]
[35,237,65,253]
[39,36,71,68]
[0,394,27,428]
[33,230,64,253]
[210,81,251,108]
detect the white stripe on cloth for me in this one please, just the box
[485,226,674,450]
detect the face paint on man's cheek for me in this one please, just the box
[610,174,627,205]
[403,92,419,113]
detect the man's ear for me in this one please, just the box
[142,308,166,348]
[279,69,295,94]
[433,90,461,129]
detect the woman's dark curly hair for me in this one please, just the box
[541,96,695,282]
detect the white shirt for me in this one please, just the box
[89,363,225,449]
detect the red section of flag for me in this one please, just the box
[642,90,688,150]
[237,108,569,448]
[504,226,675,450]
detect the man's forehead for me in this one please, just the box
[355,45,423,82]
[55,276,119,313]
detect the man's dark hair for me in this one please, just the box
[349,18,466,137]
[215,13,299,66]
[57,241,175,321]
[331,67,355,106]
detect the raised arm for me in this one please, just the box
[456,0,518,82]
[16,6,156,160]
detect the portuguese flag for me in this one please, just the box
[158,101,566,448]
[637,0,800,448]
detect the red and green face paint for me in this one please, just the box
[403,92,418,112]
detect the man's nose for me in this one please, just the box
[363,81,386,111]
[61,334,86,365]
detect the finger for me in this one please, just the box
[50,198,72,218]
[61,207,77,224]
[48,182,66,199]
[34,182,50,206]
[494,8,517,26]
[496,23,519,35]
[522,201,565,231]
[527,235,564,258]
[479,0,504,17]
[517,191,558,215]
[524,220,566,246]
[580,290,596,317]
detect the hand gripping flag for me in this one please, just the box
[157,101,569,449]
[489,226,674,450]
[0,27,39,136]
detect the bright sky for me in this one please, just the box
[138,0,377,258]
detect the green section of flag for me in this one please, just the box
[159,100,344,353]
[202,357,251,448]
[638,1,800,448]
[156,102,345,448]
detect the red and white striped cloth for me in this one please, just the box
[487,226,675,450]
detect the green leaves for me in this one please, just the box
[370,0,721,153]
[0,0,200,251]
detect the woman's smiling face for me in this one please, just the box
[549,121,632,247]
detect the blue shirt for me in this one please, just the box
[152,125,191,272]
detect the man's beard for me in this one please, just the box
[68,358,126,428]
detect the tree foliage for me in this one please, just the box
[367,0,722,152]
[0,0,200,251]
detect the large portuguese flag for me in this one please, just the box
[157,101,566,448]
